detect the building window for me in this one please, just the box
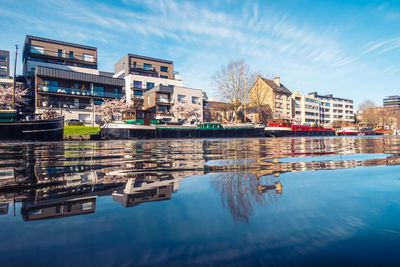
[42,80,59,92]
[144,63,152,70]
[147,82,154,89]
[69,51,74,59]
[0,66,7,72]
[114,88,119,98]
[31,45,44,54]
[192,96,199,104]
[178,95,187,102]
[134,90,142,97]
[94,99,103,105]
[82,54,94,62]
[58,49,62,58]
[0,56,6,61]
[93,85,104,97]
[133,81,142,89]
[160,66,168,72]
[160,75,168,79]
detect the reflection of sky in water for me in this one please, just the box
[1,137,400,265]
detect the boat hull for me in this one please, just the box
[0,117,64,141]
[265,129,335,137]
[101,126,265,139]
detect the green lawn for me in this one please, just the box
[64,126,100,136]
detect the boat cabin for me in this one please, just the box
[267,119,292,127]
[122,109,159,125]
[198,122,223,129]
[0,110,17,122]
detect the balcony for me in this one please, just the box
[130,64,159,77]
[29,47,97,67]
[38,101,92,110]
[38,85,123,98]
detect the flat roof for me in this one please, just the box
[128,53,173,64]
[24,35,97,51]
[35,66,124,87]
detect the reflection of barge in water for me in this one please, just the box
[265,119,335,137]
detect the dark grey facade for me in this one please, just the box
[0,50,9,78]
[383,95,400,108]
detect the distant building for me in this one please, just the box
[308,92,354,125]
[248,76,294,119]
[114,54,182,106]
[0,50,9,78]
[292,92,321,125]
[383,95,400,108]
[22,35,124,123]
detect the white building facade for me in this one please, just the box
[292,91,354,126]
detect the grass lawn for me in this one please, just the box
[64,126,100,136]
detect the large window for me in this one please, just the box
[160,66,168,72]
[144,63,152,70]
[133,81,142,89]
[93,85,104,97]
[31,45,44,54]
[82,54,94,62]
[146,82,154,89]
[58,49,62,58]
[178,95,187,102]
[43,80,59,92]
[114,88,119,98]
[133,90,142,97]
[0,56,7,61]
[192,96,199,104]
[69,51,74,59]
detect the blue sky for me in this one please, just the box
[1,0,400,107]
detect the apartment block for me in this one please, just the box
[0,50,9,78]
[23,35,124,124]
[143,85,203,123]
[308,92,354,125]
[249,76,294,119]
[114,54,182,106]
[383,95,400,108]
[292,92,321,124]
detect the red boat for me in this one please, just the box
[265,119,335,137]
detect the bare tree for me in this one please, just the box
[94,97,129,125]
[0,86,28,110]
[358,100,379,127]
[212,60,255,121]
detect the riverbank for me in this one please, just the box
[64,126,100,140]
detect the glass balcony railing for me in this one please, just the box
[38,101,92,110]
[38,85,123,98]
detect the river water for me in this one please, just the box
[1,136,400,266]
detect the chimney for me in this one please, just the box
[274,77,280,87]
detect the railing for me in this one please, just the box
[38,85,123,98]
[39,101,92,110]
[130,64,157,72]
[30,47,97,63]
[157,99,173,104]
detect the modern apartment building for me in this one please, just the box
[383,95,400,108]
[22,35,124,123]
[114,54,182,106]
[307,92,354,125]
[248,76,294,119]
[143,85,203,123]
[292,92,321,124]
[0,50,9,78]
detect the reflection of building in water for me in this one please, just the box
[21,197,96,221]
[113,177,177,207]
[0,203,9,215]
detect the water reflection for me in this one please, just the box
[1,136,400,223]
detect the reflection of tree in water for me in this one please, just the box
[212,167,281,224]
